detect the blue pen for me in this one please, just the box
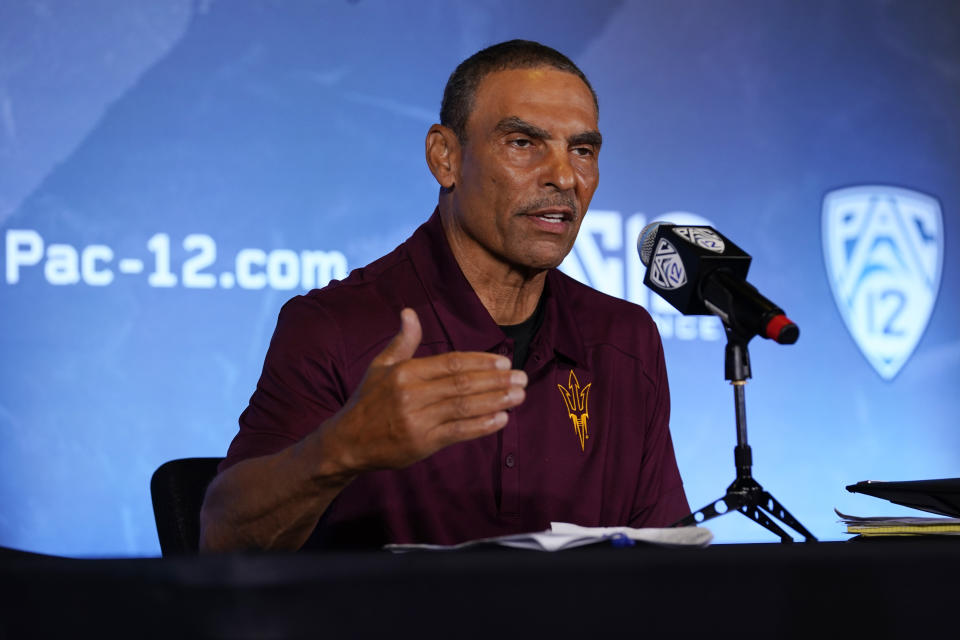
[610,533,635,548]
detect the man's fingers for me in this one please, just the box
[375,308,423,367]
[430,411,511,448]
[397,350,512,382]
[407,369,527,408]
[417,385,526,429]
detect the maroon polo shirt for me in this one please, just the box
[223,210,689,548]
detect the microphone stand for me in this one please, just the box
[671,323,817,542]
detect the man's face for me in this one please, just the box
[447,67,601,274]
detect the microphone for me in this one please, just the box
[637,222,799,344]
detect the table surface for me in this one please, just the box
[2,539,958,638]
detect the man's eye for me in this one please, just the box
[510,138,532,148]
[573,146,595,157]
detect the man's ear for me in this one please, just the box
[425,124,460,190]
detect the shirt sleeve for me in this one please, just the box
[220,295,349,472]
[628,330,691,527]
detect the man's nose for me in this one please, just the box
[542,144,576,192]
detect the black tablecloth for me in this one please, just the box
[2,539,956,638]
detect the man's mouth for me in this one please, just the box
[528,209,574,225]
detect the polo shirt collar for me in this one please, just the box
[542,270,590,368]
[406,209,589,368]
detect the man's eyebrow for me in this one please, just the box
[494,116,602,149]
[568,130,603,149]
[494,117,551,140]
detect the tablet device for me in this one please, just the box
[846,478,960,518]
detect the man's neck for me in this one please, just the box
[466,268,546,326]
[438,209,547,326]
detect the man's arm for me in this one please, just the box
[199,308,527,552]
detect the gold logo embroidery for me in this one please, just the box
[557,370,591,451]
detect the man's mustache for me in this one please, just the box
[515,194,580,219]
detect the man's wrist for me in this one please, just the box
[295,414,361,491]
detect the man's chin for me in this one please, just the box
[498,235,576,274]
[516,248,572,272]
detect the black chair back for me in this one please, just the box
[150,457,223,556]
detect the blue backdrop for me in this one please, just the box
[1,0,957,556]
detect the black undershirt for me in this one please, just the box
[498,294,546,369]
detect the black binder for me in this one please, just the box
[846,478,960,518]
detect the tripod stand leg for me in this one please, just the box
[673,488,818,543]
[671,497,727,528]
[671,492,750,528]
[757,492,818,542]
[737,500,793,543]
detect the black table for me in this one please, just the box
[2,539,956,638]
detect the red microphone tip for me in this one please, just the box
[765,314,799,344]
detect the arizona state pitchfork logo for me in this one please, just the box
[557,371,591,451]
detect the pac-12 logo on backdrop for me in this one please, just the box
[822,186,943,380]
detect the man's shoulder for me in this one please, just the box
[275,242,418,364]
[550,269,662,358]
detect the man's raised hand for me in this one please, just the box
[321,308,527,474]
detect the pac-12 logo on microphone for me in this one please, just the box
[672,227,726,254]
[649,238,687,290]
[822,186,943,380]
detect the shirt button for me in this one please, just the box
[505,453,515,468]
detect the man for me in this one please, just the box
[200,40,688,551]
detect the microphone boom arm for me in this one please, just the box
[701,269,799,345]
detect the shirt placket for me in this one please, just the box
[496,338,520,519]
[499,333,557,522]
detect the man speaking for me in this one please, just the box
[200,40,688,551]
